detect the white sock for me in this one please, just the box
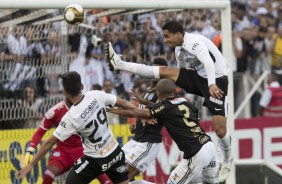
[218,131,232,162]
[117,60,160,79]
[129,180,156,184]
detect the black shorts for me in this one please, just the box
[65,146,129,184]
[176,69,228,116]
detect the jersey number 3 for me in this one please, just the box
[85,108,107,143]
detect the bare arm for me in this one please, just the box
[16,135,59,179]
[114,97,139,110]
[258,106,264,117]
[129,89,155,107]
[107,108,151,118]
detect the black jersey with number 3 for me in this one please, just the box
[150,97,211,159]
[134,88,163,143]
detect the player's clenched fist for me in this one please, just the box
[20,147,35,168]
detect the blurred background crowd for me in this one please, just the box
[0,0,282,129]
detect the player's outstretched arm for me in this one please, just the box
[21,127,47,168]
[16,135,59,179]
[115,97,138,110]
[129,89,155,107]
[107,108,151,118]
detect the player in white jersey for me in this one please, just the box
[17,71,138,184]
[104,20,232,182]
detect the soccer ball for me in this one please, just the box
[64,4,84,25]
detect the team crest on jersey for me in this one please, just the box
[53,151,61,157]
[169,98,186,104]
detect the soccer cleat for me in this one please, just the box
[219,158,233,182]
[104,42,121,71]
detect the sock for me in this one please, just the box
[117,60,160,79]
[97,173,113,184]
[129,180,156,184]
[42,170,55,184]
[218,131,232,162]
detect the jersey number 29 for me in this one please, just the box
[85,108,107,143]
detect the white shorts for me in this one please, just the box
[122,139,161,173]
[168,142,219,184]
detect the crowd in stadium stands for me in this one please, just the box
[0,0,282,128]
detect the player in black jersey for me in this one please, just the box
[122,58,167,182]
[108,79,219,183]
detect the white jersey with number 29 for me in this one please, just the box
[53,90,118,158]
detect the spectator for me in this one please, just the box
[19,86,43,127]
[271,25,282,70]
[84,43,105,91]
[91,84,102,90]
[259,73,282,117]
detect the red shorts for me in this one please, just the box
[48,148,84,174]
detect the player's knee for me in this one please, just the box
[214,127,227,138]
[212,115,227,138]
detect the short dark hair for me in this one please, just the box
[92,84,102,90]
[156,79,176,95]
[153,57,168,66]
[61,71,81,96]
[162,21,184,34]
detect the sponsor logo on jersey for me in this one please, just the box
[169,97,187,104]
[153,105,164,113]
[209,97,223,105]
[81,100,99,120]
[189,58,201,69]
[96,134,117,155]
[101,151,123,171]
[203,161,217,172]
[199,135,210,144]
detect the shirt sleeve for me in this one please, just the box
[101,91,117,106]
[40,106,57,130]
[53,115,76,142]
[259,89,272,107]
[184,39,216,86]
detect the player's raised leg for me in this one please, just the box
[104,42,179,82]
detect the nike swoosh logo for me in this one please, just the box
[215,108,222,111]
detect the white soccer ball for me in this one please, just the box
[64,4,85,25]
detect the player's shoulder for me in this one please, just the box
[150,98,174,114]
[86,90,108,98]
[167,97,188,105]
[184,32,207,45]
[44,100,67,119]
